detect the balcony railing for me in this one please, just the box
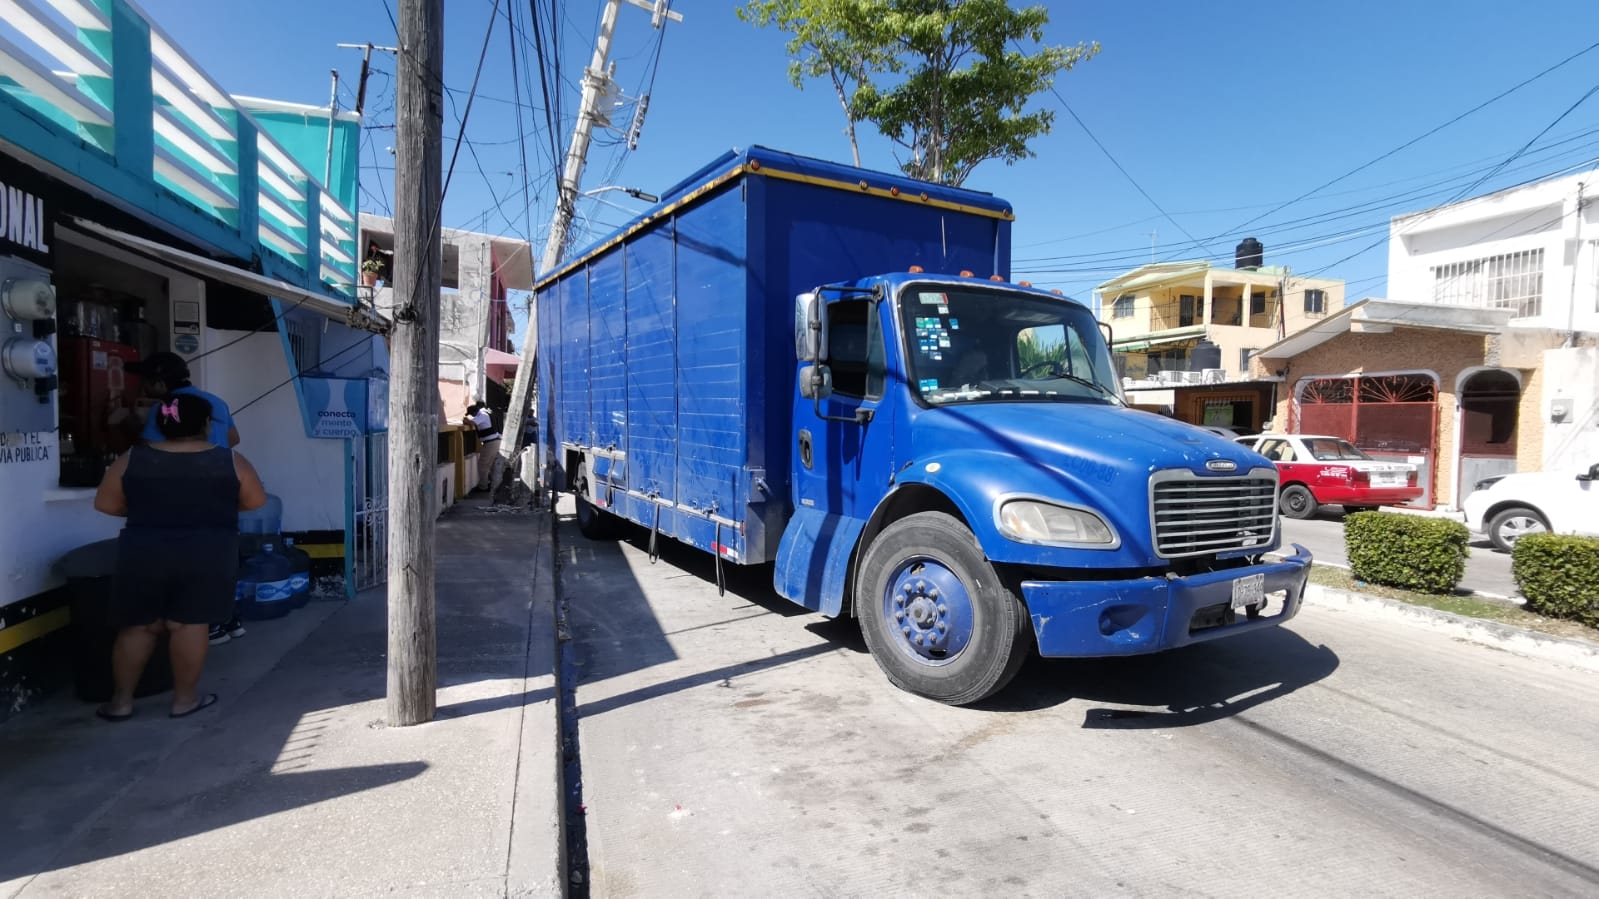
[0,0,357,297]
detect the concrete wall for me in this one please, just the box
[1541,345,1599,475]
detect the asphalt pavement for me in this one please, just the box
[1280,510,1519,598]
[560,511,1599,897]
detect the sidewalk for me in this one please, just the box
[0,499,562,899]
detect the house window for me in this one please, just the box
[1239,348,1253,374]
[1430,248,1544,317]
[1179,295,1204,327]
[1112,294,1135,319]
[1304,289,1327,315]
[1250,292,1267,316]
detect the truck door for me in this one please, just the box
[793,295,896,521]
[777,293,900,612]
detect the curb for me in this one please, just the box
[1303,583,1599,674]
[505,507,567,897]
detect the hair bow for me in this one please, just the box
[160,401,180,422]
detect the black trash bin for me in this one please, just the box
[56,539,174,703]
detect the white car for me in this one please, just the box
[1462,463,1599,552]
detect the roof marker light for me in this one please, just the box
[1019,280,1033,287]
[859,180,869,190]
[890,186,900,196]
[1051,289,1064,296]
[749,160,761,171]
[959,270,975,278]
[920,192,929,201]
[908,265,924,273]
[989,275,1004,282]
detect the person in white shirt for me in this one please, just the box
[468,402,503,492]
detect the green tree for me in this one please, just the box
[736,0,891,167]
[739,0,1097,186]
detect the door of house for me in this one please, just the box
[1458,369,1521,502]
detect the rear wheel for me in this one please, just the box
[1279,485,1319,520]
[573,461,623,540]
[1486,506,1546,553]
[855,512,1030,706]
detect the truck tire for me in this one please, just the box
[855,512,1030,706]
[1279,485,1318,520]
[1486,506,1547,553]
[574,462,623,541]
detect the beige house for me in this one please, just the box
[1093,251,1346,433]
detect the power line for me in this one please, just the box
[1302,81,1599,280]
[1163,38,1599,263]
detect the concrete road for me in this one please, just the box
[561,513,1599,897]
[1281,511,1519,598]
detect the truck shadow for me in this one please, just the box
[984,626,1341,726]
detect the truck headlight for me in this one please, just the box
[997,500,1116,546]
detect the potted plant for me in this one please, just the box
[361,257,383,287]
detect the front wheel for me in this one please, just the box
[1279,485,1319,520]
[855,512,1030,706]
[1487,506,1547,553]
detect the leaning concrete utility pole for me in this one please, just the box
[498,0,681,499]
[386,0,443,726]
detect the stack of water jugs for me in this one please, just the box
[236,494,313,621]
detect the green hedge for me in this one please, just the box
[1344,512,1470,594]
[1512,533,1599,626]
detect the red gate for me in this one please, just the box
[1292,373,1438,508]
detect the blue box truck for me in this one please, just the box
[535,147,1312,705]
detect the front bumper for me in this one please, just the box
[1020,544,1313,657]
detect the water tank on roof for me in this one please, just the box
[1190,339,1222,373]
[1236,238,1264,270]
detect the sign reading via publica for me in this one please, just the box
[0,431,52,465]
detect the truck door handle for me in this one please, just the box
[799,430,813,470]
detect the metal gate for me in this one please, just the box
[1293,373,1439,508]
[347,431,389,596]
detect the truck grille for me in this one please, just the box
[1150,473,1278,558]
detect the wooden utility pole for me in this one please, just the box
[386,0,442,726]
[497,0,681,501]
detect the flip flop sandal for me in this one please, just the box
[96,706,134,723]
[169,693,219,719]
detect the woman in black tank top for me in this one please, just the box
[92,392,268,720]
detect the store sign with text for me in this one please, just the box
[0,158,56,265]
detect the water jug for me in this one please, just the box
[238,493,283,560]
[282,538,313,609]
[240,542,294,620]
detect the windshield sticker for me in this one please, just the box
[938,305,950,314]
[938,335,950,347]
[918,292,947,305]
[919,378,940,392]
[932,352,943,361]
[948,318,960,330]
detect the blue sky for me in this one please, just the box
[139,0,1599,328]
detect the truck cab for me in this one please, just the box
[779,273,1312,704]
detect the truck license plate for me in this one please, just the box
[1230,573,1265,611]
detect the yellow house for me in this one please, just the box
[1092,253,1346,433]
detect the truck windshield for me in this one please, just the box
[897,285,1122,406]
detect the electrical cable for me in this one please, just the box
[231,337,375,416]
[1161,38,1599,263]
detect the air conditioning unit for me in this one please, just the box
[1202,368,1225,384]
[1156,370,1180,384]
[1179,371,1203,385]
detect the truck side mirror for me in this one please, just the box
[1099,320,1114,348]
[1579,463,1599,482]
[794,292,827,362]
[799,364,833,400]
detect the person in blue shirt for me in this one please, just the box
[127,352,240,449]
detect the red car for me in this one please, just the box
[1238,434,1423,520]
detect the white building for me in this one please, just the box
[1385,169,1599,480]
